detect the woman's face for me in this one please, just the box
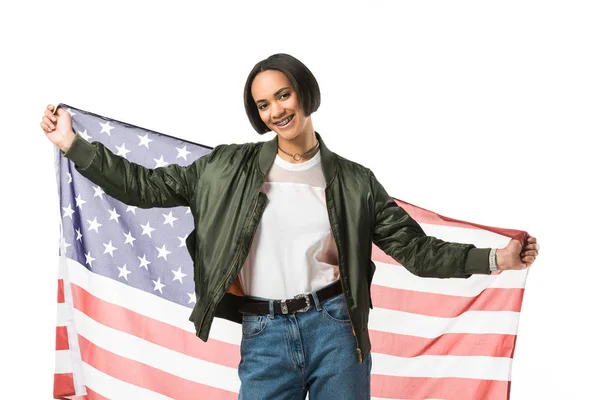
[250,69,311,141]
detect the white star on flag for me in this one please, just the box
[123,231,136,246]
[138,133,153,148]
[117,264,132,281]
[152,278,166,294]
[154,156,169,168]
[116,143,131,158]
[77,129,92,141]
[62,204,75,219]
[163,211,178,227]
[138,254,151,270]
[176,145,191,161]
[156,244,171,261]
[75,194,86,209]
[87,217,102,233]
[93,186,105,199]
[172,267,187,283]
[126,206,137,215]
[103,241,117,257]
[178,236,187,248]
[59,236,71,255]
[99,121,115,136]
[187,293,196,304]
[108,208,121,223]
[84,251,95,267]
[140,221,155,238]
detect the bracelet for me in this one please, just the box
[489,248,498,272]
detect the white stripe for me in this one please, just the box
[373,260,528,296]
[372,353,512,381]
[57,256,66,280]
[81,362,171,400]
[73,308,241,393]
[369,308,520,337]
[59,255,87,396]
[55,350,73,374]
[419,222,514,248]
[57,302,71,327]
[65,257,242,345]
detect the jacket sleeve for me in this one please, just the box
[62,133,211,208]
[369,170,491,278]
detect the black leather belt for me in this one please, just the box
[239,280,343,315]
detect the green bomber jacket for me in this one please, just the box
[63,130,492,364]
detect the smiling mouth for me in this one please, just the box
[274,115,294,128]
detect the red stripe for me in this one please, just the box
[57,279,65,303]
[56,326,69,351]
[56,388,108,400]
[371,284,525,316]
[77,335,238,400]
[371,374,510,400]
[53,373,74,398]
[370,330,517,358]
[70,284,240,368]
[83,386,110,400]
[371,243,407,266]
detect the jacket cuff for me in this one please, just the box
[465,248,492,275]
[62,134,95,169]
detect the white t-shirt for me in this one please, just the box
[238,150,340,299]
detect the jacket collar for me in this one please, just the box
[258,131,338,186]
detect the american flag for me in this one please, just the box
[53,104,529,400]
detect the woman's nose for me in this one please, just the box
[271,102,284,119]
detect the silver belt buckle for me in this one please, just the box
[280,300,289,315]
[294,293,311,313]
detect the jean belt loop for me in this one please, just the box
[311,289,322,312]
[268,299,275,319]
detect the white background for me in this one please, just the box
[2,1,598,398]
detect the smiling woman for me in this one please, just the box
[251,70,317,160]
[40,52,539,400]
[244,54,322,163]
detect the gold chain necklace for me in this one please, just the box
[278,141,320,161]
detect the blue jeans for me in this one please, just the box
[238,283,372,399]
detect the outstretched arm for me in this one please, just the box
[41,104,209,208]
[369,170,539,278]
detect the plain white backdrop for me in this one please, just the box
[2,1,598,398]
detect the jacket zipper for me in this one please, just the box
[325,191,363,364]
[206,192,264,323]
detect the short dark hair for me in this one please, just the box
[243,53,321,134]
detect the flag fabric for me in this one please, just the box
[53,104,529,400]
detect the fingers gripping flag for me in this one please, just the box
[53,104,530,400]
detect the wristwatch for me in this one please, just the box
[489,248,498,272]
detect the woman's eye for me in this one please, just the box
[258,103,267,110]
[279,93,289,100]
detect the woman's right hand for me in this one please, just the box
[40,104,76,152]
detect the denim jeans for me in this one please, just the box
[237,282,372,399]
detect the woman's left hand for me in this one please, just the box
[497,236,539,271]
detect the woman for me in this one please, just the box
[40,53,539,399]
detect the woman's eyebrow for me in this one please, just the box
[255,87,292,104]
